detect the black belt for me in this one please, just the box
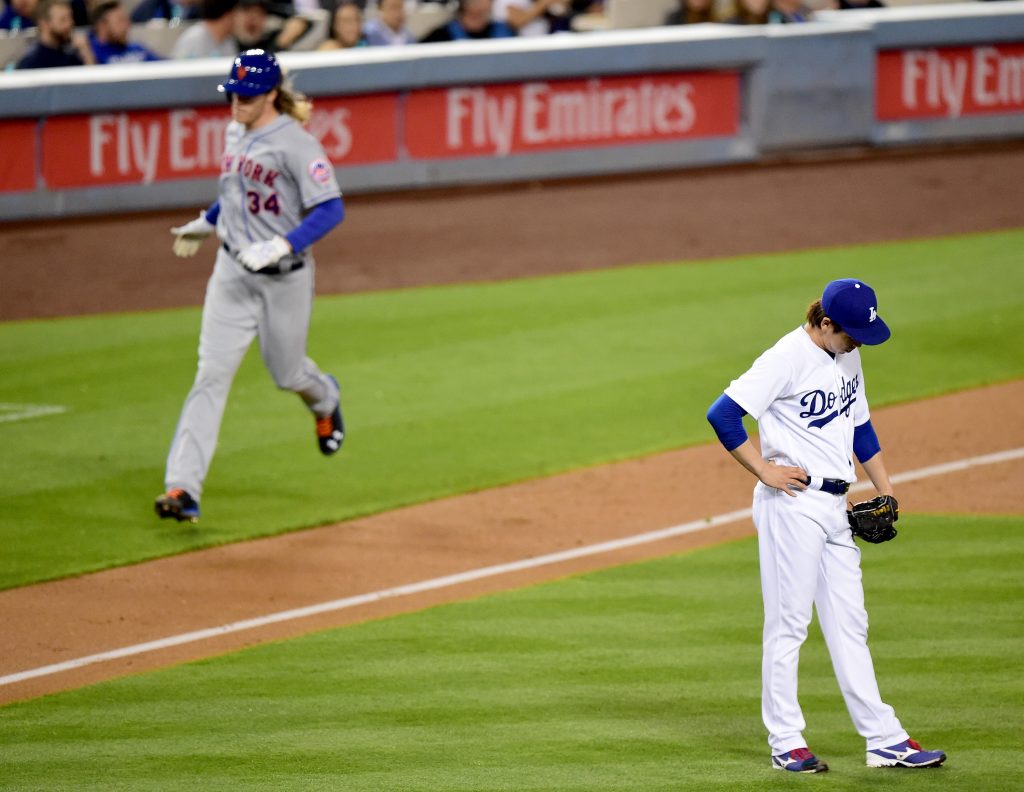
[804,477,851,496]
[222,242,305,275]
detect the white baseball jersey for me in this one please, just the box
[725,326,870,482]
[726,325,907,755]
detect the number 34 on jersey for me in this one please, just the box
[222,153,282,216]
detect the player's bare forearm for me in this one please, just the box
[276,17,311,48]
[859,451,895,497]
[508,0,559,27]
[728,440,808,497]
[73,32,97,66]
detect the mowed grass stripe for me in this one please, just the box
[1,514,1021,791]
[6,445,1022,690]
[0,229,1022,588]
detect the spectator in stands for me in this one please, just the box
[493,0,575,36]
[16,0,94,67]
[768,0,812,22]
[363,0,414,46]
[725,0,769,23]
[665,0,717,24]
[421,0,515,42]
[2,0,84,29]
[0,0,37,31]
[171,0,240,57]
[130,0,200,24]
[89,0,163,63]
[317,0,367,49]
[316,0,366,24]
[234,0,312,51]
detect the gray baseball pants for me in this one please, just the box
[164,248,338,499]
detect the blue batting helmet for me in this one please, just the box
[218,49,281,97]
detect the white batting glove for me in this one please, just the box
[238,235,292,272]
[170,211,216,258]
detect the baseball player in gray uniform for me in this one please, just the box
[156,49,345,524]
[706,279,946,773]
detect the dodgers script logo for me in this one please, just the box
[800,374,859,429]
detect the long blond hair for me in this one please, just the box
[274,77,312,124]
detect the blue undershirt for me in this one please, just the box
[853,420,881,463]
[285,197,345,252]
[706,393,748,452]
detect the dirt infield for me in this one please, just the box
[1,143,1022,705]
[2,143,1023,321]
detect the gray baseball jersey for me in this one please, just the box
[217,116,341,254]
[163,114,342,500]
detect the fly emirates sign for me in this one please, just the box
[40,94,397,189]
[23,71,737,191]
[877,44,1024,120]
[406,72,739,158]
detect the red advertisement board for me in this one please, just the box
[0,120,38,193]
[40,93,399,189]
[405,72,740,159]
[877,44,1024,121]
[4,72,740,196]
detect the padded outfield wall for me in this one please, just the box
[0,3,1022,221]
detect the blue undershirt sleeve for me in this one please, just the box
[285,197,345,253]
[707,393,749,452]
[853,419,882,463]
[204,201,220,225]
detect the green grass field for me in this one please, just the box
[2,514,1021,790]
[1,229,1022,589]
[2,228,1022,790]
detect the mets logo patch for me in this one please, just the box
[308,159,332,186]
[236,65,247,79]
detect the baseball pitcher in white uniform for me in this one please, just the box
[155,50,346,525]
[707,279,946,773]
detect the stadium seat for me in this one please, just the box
[0,29,34,70]
[572,0,679,31]
[405,1,454,41]
[130,19,190,58]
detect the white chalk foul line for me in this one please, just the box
[3,446,1023,689]
[0,404,67,424]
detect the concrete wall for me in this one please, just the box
[1,3,1022,221]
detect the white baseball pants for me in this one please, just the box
[753,483,909,754]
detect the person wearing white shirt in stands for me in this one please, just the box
[172,0,240,58]
[492,0,568,35]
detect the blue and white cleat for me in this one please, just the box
[867,738,946,768]
[772,747,829,773]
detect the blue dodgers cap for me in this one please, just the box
[821,278,891,345]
